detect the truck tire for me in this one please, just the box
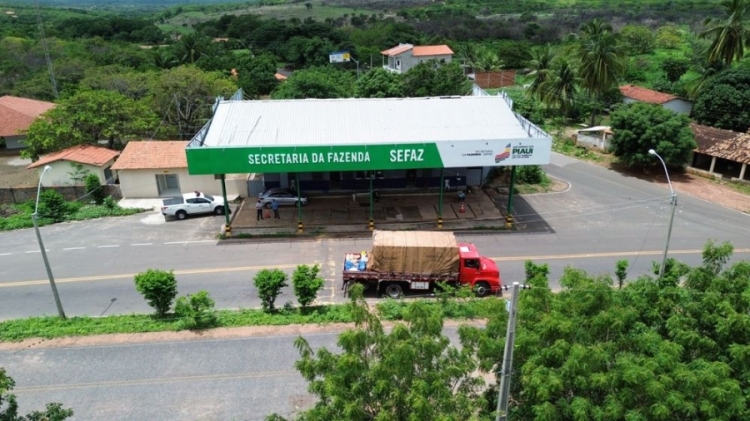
[474,281,491,297]
[383,283,403,299]
[176,210,188,220]
[214,206,225,215]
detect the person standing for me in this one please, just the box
[271,199,280,219]
[256,199,264,221]
[457,190,466,204]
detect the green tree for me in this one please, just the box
[619,24,655,54]
[354,68,404,98]
[271,67,354,99]
[292,264,324,308]
[402,61,468,97]
[134,269,178,318]
[236,53,279,98]
[253,269,288,312]
[609,102,696,167]
[655,25,684,49]
[272,285,486,420]
[1,368,73,421]
[661,56,690,83]
[150,65,237,139]
[538,57,580,118]
[692,67,750,132]
[38,190,67,223]
[67,163,90,185]
[22,90,159,160]
[701,0,750,66]
[173,32,211,65]
[575,19,626,126]
[527,44,554,102]
[84,173,105,205]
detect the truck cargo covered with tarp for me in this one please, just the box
[369,230,460,275]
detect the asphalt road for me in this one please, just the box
[1,153,750,319]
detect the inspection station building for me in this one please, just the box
[185,88,552,228]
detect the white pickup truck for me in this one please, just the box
[161,192,228,220]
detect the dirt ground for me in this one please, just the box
[0,155,37,188]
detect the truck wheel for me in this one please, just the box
[264,202,272,209]
[214,206,225,215]
[176,210,188,220]
[474,282,491,297]
[384,283,403,299]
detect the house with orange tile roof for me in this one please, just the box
[619,84,693,115]
[26,144,119,186]
[381,43,454,74]
[0,95,55,151]
[111,140,246,198]
[690,123,750,182]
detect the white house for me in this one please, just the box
[619,84,693,115]
[575,126,614,150]
[0,95,55,151]
[381,44,454,74]
[26,144,119,186]
[111,140,246,198]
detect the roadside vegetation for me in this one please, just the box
[0,189,144,232]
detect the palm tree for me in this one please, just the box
[539,57,580,119]
[527,44,555,101]
[575,19,625,126]
[701,0,750,66]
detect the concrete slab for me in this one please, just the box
[118,198,163,211]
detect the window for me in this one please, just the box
[186,198,199,204]
[464,259,480,269]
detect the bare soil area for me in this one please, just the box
[0,155,37,188]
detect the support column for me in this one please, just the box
[740,163,747,181]
[296,174,303,233]
[505,166,516,228]
[369,174,374,231]
[220,174,231,237]
[709,156,717,173]
[438,169,444,228]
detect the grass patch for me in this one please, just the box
[515,174,552,194]
[0,299,501,342]
[552,137,608,163]
[721,180,750,197]
[0,201,145,232]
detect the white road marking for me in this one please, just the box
[164,240,216,245]
[63,247,86,251]
[130,243,153,246]
[0,253,12,256]
[25,250,48,253]
[98,245,120,248]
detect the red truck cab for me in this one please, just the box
[457,243,502,296]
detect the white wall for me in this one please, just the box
[117,168,246,198]
[663,99,693,115]
[38,159,112,187]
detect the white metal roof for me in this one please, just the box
[195,96,533,148]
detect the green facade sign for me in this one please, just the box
[187,144,444,175]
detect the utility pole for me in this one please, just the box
[34,166,66,319]
[35,0,58,99]
[648,149,677,279]
[497,282,525,421]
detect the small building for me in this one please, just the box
[381,44,454,74]
[26,144,119,186]
[690,123,750,181]
[619,84,693,115]
[111,140,246,198]
[274,73,288,81]
[0,95,55,151]
[575,126,614,150]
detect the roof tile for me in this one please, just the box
[381,43,413,56]
[691,123,750,165]
[619,84,677,104]
[0,95,56,137]
[27,145,119,169]
[110,140,188,170]
[412,45,454,56]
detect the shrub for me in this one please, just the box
[292,264,324,308]
[134,269,178,317]
[38,189,67,222]
[517,165,545,184]
[103,196,118,210]
[253,269,288,312]
[175,290,217,329]
[84,173,105,205]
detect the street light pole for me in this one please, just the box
[33,165,66,319]
[649,149,678,280]
[496,282,521,421]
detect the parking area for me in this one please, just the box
[231,189,505,232]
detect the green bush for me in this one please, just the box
[134,269,178,317]
[103,196,117,209]
[84,173,105,205]
[292,264,324,308]
[38,189,67,222]
[175,290,217,329]
[517,165,545,184]
[254,269,288,312]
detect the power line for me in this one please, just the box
[34,0,58,99]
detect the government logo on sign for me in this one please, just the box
[495,143,512,163]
